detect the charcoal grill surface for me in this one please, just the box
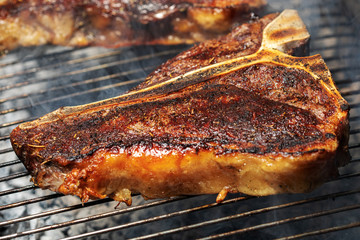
[1,0,360,239]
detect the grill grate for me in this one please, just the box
[1,0,360,239]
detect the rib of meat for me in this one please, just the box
[10,10,350,205]
[0,0,266,51]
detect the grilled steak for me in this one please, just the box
[10,10,350,205]
[0,0,266,51]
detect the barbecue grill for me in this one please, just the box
[1,0,360,239]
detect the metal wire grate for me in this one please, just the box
[1,0,360,239]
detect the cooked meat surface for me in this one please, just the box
[10,10,350,205]
[0,0,266,51]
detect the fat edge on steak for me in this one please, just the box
[10,10,350,205]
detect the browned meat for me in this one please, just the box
[0,0,266,51]
[10,10,350,205]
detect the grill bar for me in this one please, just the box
[0,193,62,211]
[0,159,21,168]
[0,119,32,129]
[276,221,360,240]
[0,171,28,182]
[0,198,113,228]
[338,172,360,180]
[0,148,13,155]
[0,185,37,198]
